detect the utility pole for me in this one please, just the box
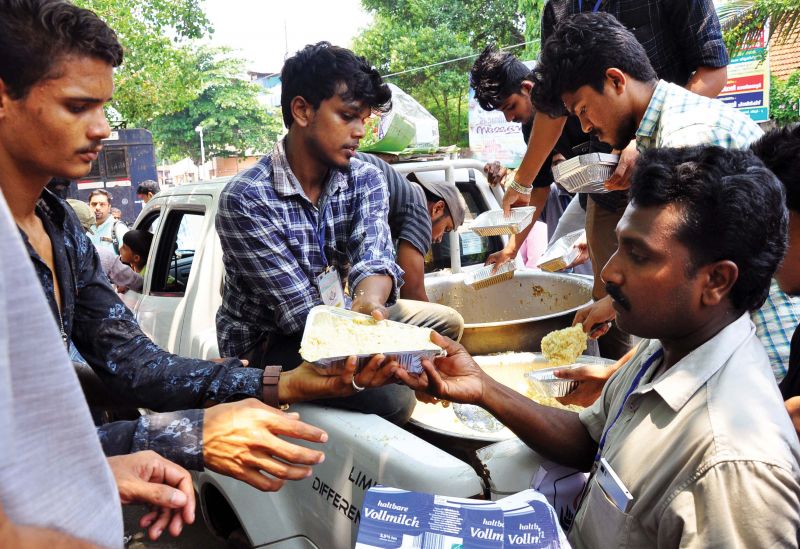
[195,125,205,180]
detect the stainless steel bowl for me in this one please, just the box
[425,270,593,354]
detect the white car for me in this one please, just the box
[121,159,548,548]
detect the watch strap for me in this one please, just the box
[261,365,282,408]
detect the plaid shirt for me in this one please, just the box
[636,80,764,151]
[216,139,403,358]
[755,281,800,382]
[542,0,729,87]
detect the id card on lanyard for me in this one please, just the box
[307,201,346,308]
[580,348,664,513]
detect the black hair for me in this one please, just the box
[470,46,533,112]
[630,146,787,313]
[0,0,123,99]
[531,12,657,117]
[88,188,112,203]
[136,180,160,196]
[46,177,71,199]
[280,41,392,128]
[750,124,800,213]
[122,229,153,259]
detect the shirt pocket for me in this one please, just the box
[575,477,634,548]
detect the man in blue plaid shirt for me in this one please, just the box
[216,43,462,424]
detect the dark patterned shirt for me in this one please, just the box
[25,190,263,470]
[541,0,729,87]
[216,139,403,357]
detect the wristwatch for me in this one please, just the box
[261,365,283,408]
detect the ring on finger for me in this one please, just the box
[351,376,365,392]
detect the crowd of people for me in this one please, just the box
[1,0,799,547]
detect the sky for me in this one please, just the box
[201,0,374,73]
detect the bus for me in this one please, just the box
[74,128,158,224]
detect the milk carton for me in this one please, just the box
[496,490,571,548]
[356,486,504,548]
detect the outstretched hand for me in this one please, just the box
[485,246,516,274]
[553,363,616,407]
[286,355,400,400]
[395,332,486,405]
[203,399,327,492]
[108,451,195,541]
[484,161,509,187]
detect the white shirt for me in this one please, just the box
[89,215,127,255]
[0,191,123,547]
[571,313,800,548]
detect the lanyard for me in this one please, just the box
[578,0,603,12]
[594,348,663,462]
[303,201,330,268]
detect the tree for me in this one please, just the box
[149,48,284,164]
[770,70,800,123]
[74,0,212,126]
[355,0,526,146]
[717,0,800,55]
[518,0,545,61]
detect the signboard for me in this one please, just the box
[718,28,770,122]
[467,60,536,168]
[467,88,528,167]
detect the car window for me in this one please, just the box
[424,182,503,272]
[149,209,205,296]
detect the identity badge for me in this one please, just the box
[316,267,345,307]
[596,457,634,513]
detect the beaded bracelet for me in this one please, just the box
[509,178,533,196]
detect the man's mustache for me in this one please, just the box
[605,282,631,311]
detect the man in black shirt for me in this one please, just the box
[751,124,800,436]
[470,47,602,266]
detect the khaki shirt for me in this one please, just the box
[570,314,800,548]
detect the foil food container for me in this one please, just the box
[552,153,619,194]
[299,306,444,374]
[525,356,612,397]
[536,230,585,272]
[468,207,536,236]
[463,262,517,290]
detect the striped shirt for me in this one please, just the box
[216,139,403,358]
[356,152,432,256]
[636,80,764,151]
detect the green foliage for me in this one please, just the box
[770,70,800,123]
[718,0,800,56]
[355,0,527,146]
[149,48,284,164]
[74,0,213,126]
[518,0,544,60]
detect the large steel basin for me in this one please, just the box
[425,270,593,354]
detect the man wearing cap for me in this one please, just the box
[357,152,466,302]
